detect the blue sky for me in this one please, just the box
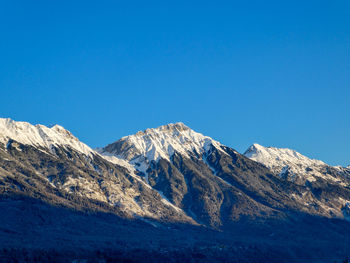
[0,1,349,166]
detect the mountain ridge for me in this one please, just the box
[99,122,225,160]
[1,117,350,224]
[1,117,350,262]
[1,117,347,169]
[244,143,349,186]
[0,117,94,156]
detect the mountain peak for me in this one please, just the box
[244,143,326,168]
[244,143,331,183]
[134,122,190,137]
[0,117,93,156]
[244,143,265,152]
[100,122,222,169]
[157,122,189,131]
[244,143,324,164]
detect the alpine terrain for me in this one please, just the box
[0,118,349,262]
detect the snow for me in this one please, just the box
[0,118,94,156]
[0,119,201,222]
[244,143,326,169]
[96,122,230,219]
[157,190,182,212]
[278,166,289,178]
[99,122,224,172]
[244,143,343,184]
[202,153,233,187]
[98,122,228,197]
[95,150,136,171]
[98,150,188,216]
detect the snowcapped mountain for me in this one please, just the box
[244,143,326,172]
[244,143,349,186]
[0,118,94,156]
[2,118,350,262]
[2,118,350,226]
[99,123,301,226]
[98,123,350,226]
[98,122,225,174]
[102,122,222,160]
[0,118,194,224]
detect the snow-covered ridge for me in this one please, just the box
[0,118,93,156]
[244,143,326,171]
[243,143,346,184]
[100,122,223,164]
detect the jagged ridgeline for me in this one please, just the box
[1,118,350,262]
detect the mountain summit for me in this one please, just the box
[244,143,326,170]
[244,143,349,186]
[0,118,93,156]
[99,122,224,174]
[100,122,223,161]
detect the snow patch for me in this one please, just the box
[202,153,233,187]
[158,191,182,212]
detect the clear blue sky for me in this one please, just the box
[0,1,349,166]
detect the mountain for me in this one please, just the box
[99,123,350,226]
[244,143,350,219]
[99,123,291,227]
[245,143,349,183]
[244,143,350,186]
[1,118,350,262]
[0,118,194,224]
[100,122,223,164]
[0,118,93,156]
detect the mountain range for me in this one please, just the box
[0,118,349,262]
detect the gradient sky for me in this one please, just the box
[0,1,349,166]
